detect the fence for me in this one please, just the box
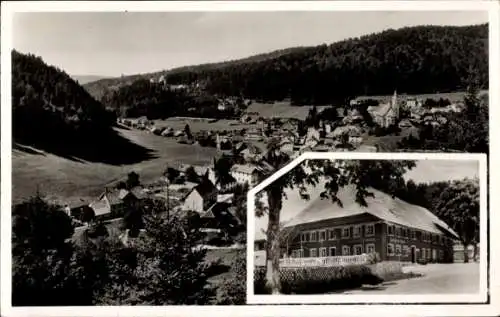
[279,254,370,267]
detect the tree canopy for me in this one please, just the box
[86,24,488,106]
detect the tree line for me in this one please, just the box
[86,24,488,106]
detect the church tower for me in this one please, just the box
[392,90,399,117]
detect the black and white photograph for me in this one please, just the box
[1,1,498,316]
[250,154,486,302]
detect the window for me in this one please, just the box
[388,225,395,235]
[329,247,337,256]
[411,230,416,240]
[395,226,401,237]
[387,243,394,256]
[319,230,326,242]
[301,233,306,242]
[328,229,337,240]
[342,227,350,239]
[395,244,402,255]
[310,231,318,242]
[365,224,375,236]
[439,250,444,261]
[403,245,409,256]
[354,244,363,255]
[309,248,317,257]
[342,245,351,256]
[403,228,408,238]
[366,243,376,254]
[319,247,327,257]
[440,236,445,245]
[353,226,362,238]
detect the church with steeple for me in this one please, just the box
[368,90,400,128]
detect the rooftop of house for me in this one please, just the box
[231,164,260,175]
[192,179,217,200]
[283,185,458,238]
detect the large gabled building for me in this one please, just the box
[255,185,459,263]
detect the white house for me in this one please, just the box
[181,180,218,213]
[231,164,262,187]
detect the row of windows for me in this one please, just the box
[386,243,445,260]
[291,243,377,258]
[300,224,375,242]
[387,224,447,245]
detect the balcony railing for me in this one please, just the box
[279,254,370,267]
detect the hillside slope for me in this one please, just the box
[12,50,153,164]
[84,24,488,104]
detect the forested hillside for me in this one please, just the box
[12,50,152,164]
[85,24,488,105]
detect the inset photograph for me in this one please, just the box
[249,154,486,304]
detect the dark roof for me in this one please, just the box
[193,179,217,200]
[201,202,241,229]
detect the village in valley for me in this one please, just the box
[65,83,475,242]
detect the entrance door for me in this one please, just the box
[411,246,416,263]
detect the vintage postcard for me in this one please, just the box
[1,1,498,317]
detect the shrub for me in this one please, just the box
[368,262,405,281]
[215,250,246,305]
[254,264,382,294]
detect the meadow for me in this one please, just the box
[12,127,220,207]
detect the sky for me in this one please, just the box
[12,11,488,77]
[254,159,480,238]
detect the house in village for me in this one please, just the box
[181,180,218,213]
[231,163,273,187]
[89,188,144,221]
[245,127,264,142]
[255,185,459,263]
[240,112,260,124]
[240,143,267,162]
[331,125,363,145]
[405,97,423,110]
[368,91,400,128]
[304,127,320,148]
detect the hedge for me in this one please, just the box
[254,261,405,294]
[254,265,383,294]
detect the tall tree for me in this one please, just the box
[255,144,415,293]
[98,211,216,304]
[434,178,479,263]
[126,171,140,189]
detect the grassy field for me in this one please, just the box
[13,127,220,207]
[148,117,258,132]
[246,101,330,120]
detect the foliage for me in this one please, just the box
[12,195,219,306]
[213,155,235,186]
[12,51,116,152]
[12,195,78,305]
[433,178,479,262]
[100,212,216,305]
[126,171,141,189]
[87,24,487,106]
[215,250,246,305]
[185,165,200,183]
